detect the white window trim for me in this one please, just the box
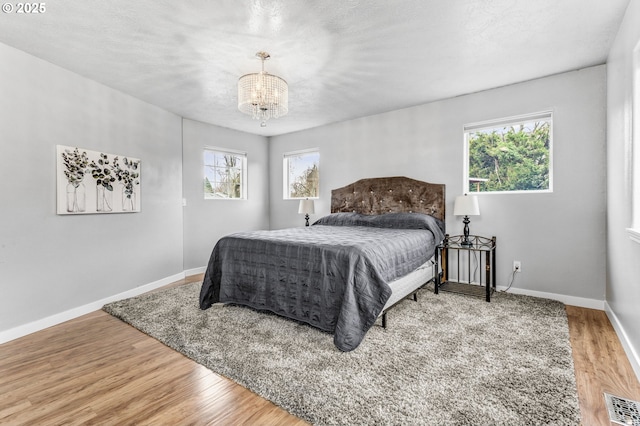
[627,228,640,244]
[283,148,320,200]
[463,110,554,195]
[628,41,640,244]
[203,146,247,200]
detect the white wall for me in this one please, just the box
[269,66,607,305]
[182,119,269,271]
[606,0,640,378]
[0,43,184,335]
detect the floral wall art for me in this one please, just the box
[56,145,141,214]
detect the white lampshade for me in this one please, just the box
[298,199,315,215]
[453,195,480,216]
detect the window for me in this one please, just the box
[204,147,247,200]
[464,111,553,194]
[283,149,319,199]
[629,43,640,243]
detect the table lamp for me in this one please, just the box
[453,194,480,246]
[298,198,315,226]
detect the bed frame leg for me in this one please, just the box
[413,292,418,302]
[382,312,387,329]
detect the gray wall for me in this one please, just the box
[606,0,640,377]
[182,119,270,271]
[0,42,184,332]
[269,66,607,304]
[0,39,612,345]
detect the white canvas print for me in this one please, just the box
[56,145,141,214]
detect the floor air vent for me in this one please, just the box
[604,393,640,426]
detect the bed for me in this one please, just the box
[199,176,445,351]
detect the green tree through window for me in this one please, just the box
[466,112,552,193]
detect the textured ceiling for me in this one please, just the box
[0,0,630,136]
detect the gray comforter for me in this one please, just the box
[199,212,444,351]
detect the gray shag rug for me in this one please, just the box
[103,282,581,425]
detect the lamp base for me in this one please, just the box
[462,216,472,246]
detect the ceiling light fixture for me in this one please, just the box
[238,51,288,127]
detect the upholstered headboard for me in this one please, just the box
[330,176,445,222]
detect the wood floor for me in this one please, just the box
[1,276,639,425]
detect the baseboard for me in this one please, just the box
[494,285,604,310]
[604,301,640,382]
[1,272,605,345]
[448,280,604,309]
[0,271,186,345]
[184,266,206,276]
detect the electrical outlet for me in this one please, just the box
[513,261,522,273]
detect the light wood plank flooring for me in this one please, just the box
[567,305,640,425]
[1,276,639,425]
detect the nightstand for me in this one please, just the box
[434,234,496,302]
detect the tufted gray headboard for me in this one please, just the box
[330,176,445,222]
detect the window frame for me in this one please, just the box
[203,146,247,200]
[463,111,554,195]
[627,41,640,244]
[283,148,320,200]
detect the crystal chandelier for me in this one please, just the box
[238,51,288,127]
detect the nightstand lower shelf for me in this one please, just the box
[436,281,495,299]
